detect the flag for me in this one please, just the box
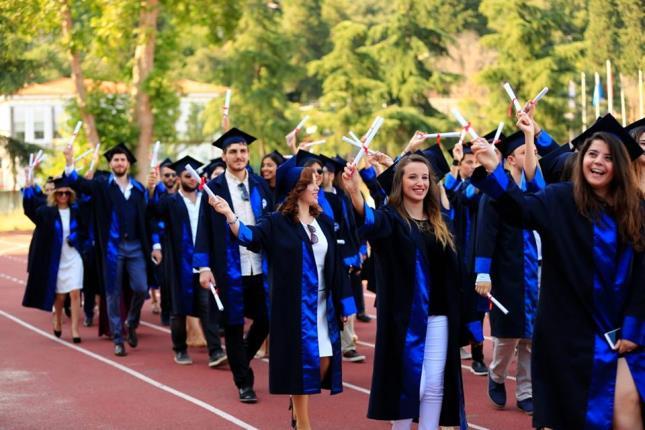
[592,77,604,107]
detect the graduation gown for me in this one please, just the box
[22,185,46,274]
[357,204,468,428]
[149,192,202,316]
[193,171,273,326]
[22,200,86,311]
[236,212,355,395]
[472,164,645,430]
[325,189,362,270]
[474,170,544,339]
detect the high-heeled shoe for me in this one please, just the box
[289,396,297,429]
[53,329,62,338]
[73,337,81,344]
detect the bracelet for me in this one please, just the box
[227,215,239,225]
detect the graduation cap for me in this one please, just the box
[295,150,324,168]
[53,176,71,189]
[201,158,226,178]
[625,117,645,139]
[212,127,257,150]
[327,155,349,173]
[170,155,203,175]
[159,158,173,169]
[538,143,575,184]
[104,143,136,163]
[462,144,473,155]
[570,113,643,161]
[275,155,302,204]
[497,130,525,159]
[483,129,506,145]
[264,150,286,166]
[421,144,451,181]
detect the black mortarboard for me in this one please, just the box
[104,143,137,163]
[212,127,257,150]
[538,143,575,184]
[200,158,226,178]
[570,113,643,161]
[295,150,324,167]
[265,150,286,166]
[497,130,525,159]
[170,155,203,175]
[462,144,473,155]
[328,155,348,173]
[53,176,70,189]
[483,129,507,145]
[275,155,302,204]
[421,144,450,181]
[159,158,173,169]
[625,117,645,140]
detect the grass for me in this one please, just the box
[0,210,34,232]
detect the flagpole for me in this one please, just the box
[606,60,613,114]
[594,72,601,119]
[581,72,587,131]
[619,74,626,126]
[639,69,643,119]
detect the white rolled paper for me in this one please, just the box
[209,283,224,311]
[67,121,83,149]
[532,87,549,104]
[29,153,35,168]
[503,82,523,112]
[149,140,160,169]
[487,293,509,315]
[493,121,505,144]
[88,144,101,172]
[185,164,216,199]
[342,136,376,155]
[451,108,479,139]
[74,148,94,162]
[302,139,326,148]
[224,89,232,112]
[295,115,310,132]
[422,131,462,139]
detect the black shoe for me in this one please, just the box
[127,325,138,348]
[471,360,488,376]
[114,344,127,356]
[488,373,506,408]
[174,351,193,365]
[208,350,228,368]
[73,337,82,344]
[53,329,62,338]
[238,387,257,403]
[517,398,534,415]
[356,313,372,323]
[83,317,93,327]
[342,349,366,362]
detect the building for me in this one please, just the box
[0,77,226,191]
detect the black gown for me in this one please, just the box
[472,164,644,429]
[357,204,468,428]
[236,212,355,395]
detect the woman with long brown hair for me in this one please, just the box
[471,121,644,430]
[22,177,86,343]
[342,153,470,429]
[208,165,355,430]
[626,120,645,194]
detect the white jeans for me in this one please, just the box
[392,315,448,430]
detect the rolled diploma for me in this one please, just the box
[67,121,83,149]
[185,164,216,200]
[503,82,523,112]
[295,115,309,132]
[364,116,384,144]
[209,283,224,311]
[493,121,505,143]
[451,108,479,139]
[532,87,549,103]
[302,139,326,148]
[342,136,376,155]
[487,293,509,315]
[74,148,94,162]
[150,140,160,169]
[457,130,466,145]
[422,131,462,139]
[88,144,101,171]
[223,89,232,113]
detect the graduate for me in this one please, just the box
[23,176,54,276]
[22,177,87,343]
[260,150,286,197]
[201,158,227,180]
[208,163,355,430]
[148,156,226,367]
[194,127,273,403]
[63,143,153,357]
[470,114,644,430]
[342,153,469,430]
[474,114,544,415]
[625,117,645,193]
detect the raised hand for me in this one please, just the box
[63,144,74,167]
[209,195,234,218]
[147,168,159,191]
[341,165,362,196]
[404,131,427,154]
[516,111,535,139]
[471,137,499,173]
[452,141,464,163]
[285,130,297,154]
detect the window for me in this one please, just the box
[33,110,45,140]
[13,109,26,142]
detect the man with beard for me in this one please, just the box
[64,143,153,357]
[195,128,273,403]
[148,156,226,367]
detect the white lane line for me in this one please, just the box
[0,272,26,285]
[342,381,371,395]
[140,320,171,334]
[356,340,375,348]
[0,309,258,430]
[0,254,28,264]
[0,239,29,248]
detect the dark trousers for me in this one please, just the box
[82,251,98,319]
[350,270,365,315]
[225,274,269,389]
[170,285,223,355]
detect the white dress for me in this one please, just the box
[301,218,333,358]
[55,208,84,294]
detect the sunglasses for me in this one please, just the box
[163,173,176,178]
[238,183,250,201]
[55,191,71,196]
[306,224,318,245]
[314,169,323,175]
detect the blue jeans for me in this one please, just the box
[107,240,148,345]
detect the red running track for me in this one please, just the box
[0,232,532,429]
